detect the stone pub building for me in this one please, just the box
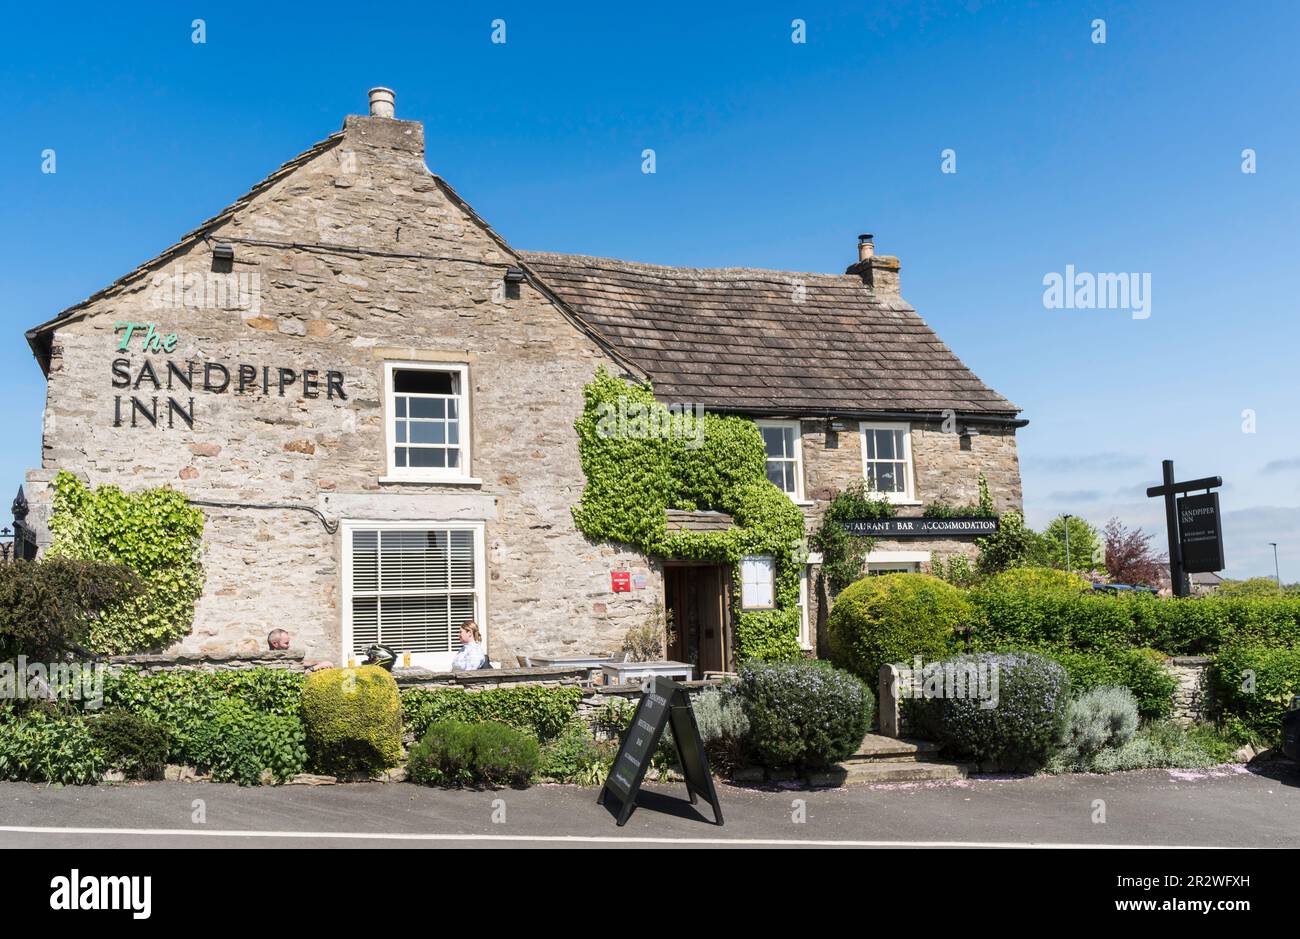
[21,89,1026,671]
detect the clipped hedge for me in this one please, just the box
[408,720,540,787]
[827,573,969,684]
[99,667,304,764]
[1046,648,1177,720]
[731,660,872,770]
[189,698,307,785]
[933,651,1071,771]
[87,710,170,780]
[302,666,403,777]
[401,685,582,743]
[1207,645,1300,745]
[970,574,1300,655]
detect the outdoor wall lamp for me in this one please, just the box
[212,243,235,261]
[504,267,526,284]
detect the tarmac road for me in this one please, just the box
[0,760,1297,848]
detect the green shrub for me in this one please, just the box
[303,666,402,777]
[1208,645,1300,745]
[189,699,306,785]
[935,652,1070,770]
[47,471,205,653]
[87,709,170,780]
[0,709,106,785]
[692,685,750,773]
[538,718,613,785]
[827,573,969,683]
[732,660,872,770]
[401,685,581,742]
[1055,686,1139,765]
[1048,720,1236,774]
[0,558,142,658]
[1049,648,1177,720]
[99,667,304,764]
[408,720,540,787]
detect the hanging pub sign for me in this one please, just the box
[598,676,722,827]
[838,516,999,538]
[1178,492,1225,574]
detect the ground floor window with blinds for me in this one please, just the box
[343,522,485,668]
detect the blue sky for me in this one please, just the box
[2,1,1297,578]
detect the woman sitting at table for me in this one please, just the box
[450,619,488,670]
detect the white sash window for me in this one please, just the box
[343,521,485,670]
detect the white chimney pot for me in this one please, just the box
[368,87,396,119]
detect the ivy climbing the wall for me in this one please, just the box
[572,367,806,661]
[48,470,205,654]
[808,481,894,597]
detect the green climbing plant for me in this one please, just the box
[47,470,205,654]
[572,367,806,661]
[808,480,894,597]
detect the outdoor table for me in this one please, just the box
[600,660,694,685]
[527,655,612,683]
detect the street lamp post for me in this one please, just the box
[1269,542,1280,586]
[1062,514,1073,573]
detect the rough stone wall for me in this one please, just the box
[1167,657,1210,724]
[31,112,660,665]
[797,417,1023,653]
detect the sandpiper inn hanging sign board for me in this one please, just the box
[108,323,347,429]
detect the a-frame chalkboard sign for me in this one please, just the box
[597,675,724,827]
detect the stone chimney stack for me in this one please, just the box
[845,232,900,294]
[368,87,396,119]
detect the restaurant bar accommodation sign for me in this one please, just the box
[838,517,1000,538]
[1178,492,1225,573]
[108,322,347,429]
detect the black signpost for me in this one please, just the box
[1146,460,1224,597]
[597,675,723,827]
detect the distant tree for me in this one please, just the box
[1218,577,1285,598]
[975,511,1048,575]
[1041,515,1102,574]
[1101,517,1166,587]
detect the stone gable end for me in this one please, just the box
[33,113,660,664]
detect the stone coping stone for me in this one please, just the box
[393,665,586,685]
[1167,656,1212,666]
[107,650,307,666]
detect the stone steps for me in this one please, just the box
[805,733,969,787]
[846,734,945,764]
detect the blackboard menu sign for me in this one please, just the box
[598,676,723,827]
[1178,492,1225,574]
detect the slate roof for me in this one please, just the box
[521,251,1020,419]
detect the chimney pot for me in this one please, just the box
[368,87,396,119]
[857,233,875,261]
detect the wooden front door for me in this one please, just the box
[664,564,731,674]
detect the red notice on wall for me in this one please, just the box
[611,571,631,593]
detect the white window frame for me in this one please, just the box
[341,519,487,671]
[382,361,474,483]
[756,419,806,502]
[858,421,917,504]
[740,555,776,611]
[798,566,812,650]
[864,549,929,575]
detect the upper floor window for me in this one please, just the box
[384,362,471,480]
[859,422,914,502]
[757,419,804,501]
